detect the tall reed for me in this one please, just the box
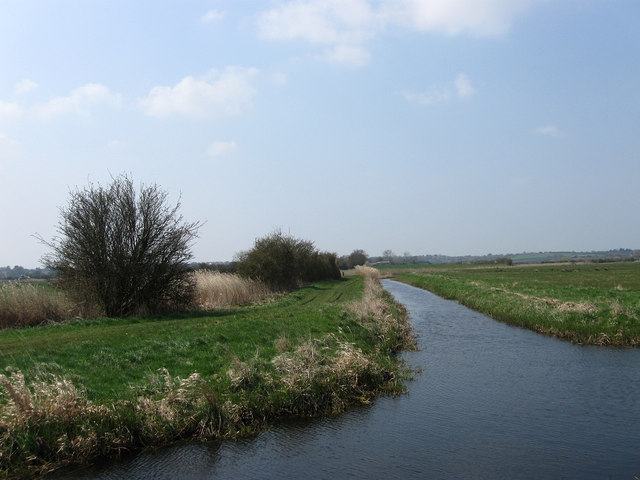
[0,282,75,329]
[192,271,271,308]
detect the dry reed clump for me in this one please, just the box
[0,367,225,475]
[133,368,217,437]
[354,265,381,279]
[0,282,75,329]
[272,335,384,412]
[0,368,110,472]
[349,267,416,353]
[192,271,271,308]
[226,355,272,393]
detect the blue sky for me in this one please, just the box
[1,0,638,266]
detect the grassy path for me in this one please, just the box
[390,262,640,346]
[1,279,363,402]
[0,274,415,478]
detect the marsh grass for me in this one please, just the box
[0,271,270,332]
[0,282,76,329]
[0,275,415,477]
[192,271,271,308]
[391,261,640,345]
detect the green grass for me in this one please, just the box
[0,278,367,400]
[0,275,414,477]
[388,261,640,346]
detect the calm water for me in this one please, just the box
[57,280,640,479]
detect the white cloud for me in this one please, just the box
[455,73,476,99]
[15,79,38,95]
[269,71,289,87]
[34,83,121,120]
[139,67,259,118]
[0,101,23,123]
[536,124,564,138]
[404,73,476,106]
[403,86,452,106]
[257,0,376,45]
[201,9,225,24]
[207,141,237,157]
[325,44,371,68]
[257,0,545,66]
[386,0,541,36]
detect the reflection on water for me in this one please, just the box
[54,280,640,479]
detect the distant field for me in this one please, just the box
[386,261,640,346]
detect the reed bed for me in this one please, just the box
[0,282,75,329]
[192,271,271,308]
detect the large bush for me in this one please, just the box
[40,175,201,316]
[236,231,340,290]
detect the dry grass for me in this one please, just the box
[350,265,416,353]
[272,335,379,412]
[0,367,220,475]
[192,271,271,308]
[0,282,76,329]
[354,265,381,279]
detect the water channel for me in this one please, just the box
[57,280,640,479]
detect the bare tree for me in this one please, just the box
[39,175,201,316]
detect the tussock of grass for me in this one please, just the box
[0,282,76,329]
[192,271,271,308]
[351,266,416,353]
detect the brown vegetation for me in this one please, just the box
[192,271,272,308]
[0,282,75,329]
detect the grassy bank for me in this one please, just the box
[0,269,415,478]
[389,261,640,346]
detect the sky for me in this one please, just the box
[1,0,639,267]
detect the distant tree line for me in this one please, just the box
[0,266,54,280]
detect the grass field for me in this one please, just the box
[386,261,640,346]
[0,271,415,477]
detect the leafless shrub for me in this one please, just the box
[39,174,201,317]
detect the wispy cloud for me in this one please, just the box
[324,44,371,68]
[139,67,259,118]
[14,79,38,95]
[387,0,541,36]
[207,141,237,157]
[257,0,375,45]
[0,101,23,123]
[257,0,544,67]
[403,87,452,106]
[455,73,476,99]
[201,9,225,24]
[34,83,121,120]
[535,124,565,138]
[404,73,476,106]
